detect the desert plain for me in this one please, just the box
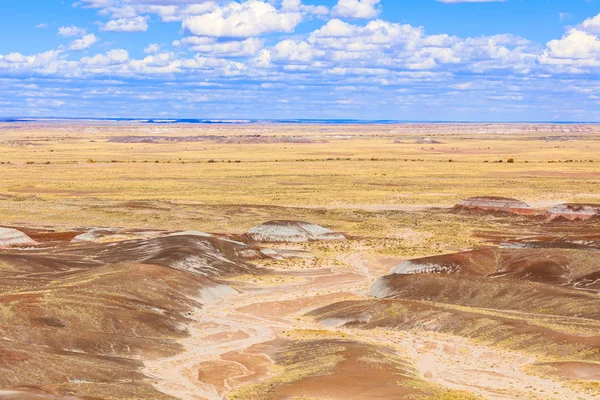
[1,121,600,400]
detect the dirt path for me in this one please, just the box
[143,255,594,400]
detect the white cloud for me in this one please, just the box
[537,13,600,69]
[265,18,536,75]
[541,29,600,67]
[69,34,99,51]
[144,43,161,54]
[0,2,598,122]
[58,25,87,37]
[180,37,264,57]
[581,13,600,35]
[0,50,77,76]
[34,23,48,29]
[81,49,130,66]
[559,12,572,22]
[102,16,149,32]
[332,0,381,19]
[2,53,31,64]
[183,1,302,38]
[26,98,66,107]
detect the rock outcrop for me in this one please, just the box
[246,220,345,243]
[547,203,600,221]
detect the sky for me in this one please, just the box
[0,0,599,121]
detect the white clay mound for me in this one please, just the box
[246,220,345,243]
[0,228,38,248]
[167,230,214,238]
[72,229,162,243]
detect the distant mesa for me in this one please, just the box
[545,136,574,142]
[246,220,345,243]
[219,135,324,144]
[0,227,38,248]
[415,137,441,144]
[108,135,324,144]
[547,203,600,221]
[453,196,536,215]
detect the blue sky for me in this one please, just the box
[1,0,599,121]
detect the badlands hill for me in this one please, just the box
[245,220,346,243]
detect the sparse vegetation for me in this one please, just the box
[423,390,485,400]
[1,122,599,400]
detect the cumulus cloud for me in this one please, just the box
[542,29,600,67]
[540,13,600,68]
[183,1,302,38]
[2,53,30,64]
[332,0,381,19]
[581,13,600,35]
[179,37,264,57]
[81,49,130,66]
[58,25,87,37]
[144,43,161,54]
[102,16,149,32]
[69,34,99,51]
[2,3,600,120]
[265,18,535,74]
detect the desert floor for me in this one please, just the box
[0,122,599,400]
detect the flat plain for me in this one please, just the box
[1,122,600,400]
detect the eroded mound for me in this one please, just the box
[389,247,600,289]
[309,299,600,362]
[0,228,37,248]
[415,137,441,144]
[229,337,428,400]
[453,196,536,215]
[246,220,345,243]
[371,273,600,319]
[547,203,600,221]
[71,229,163,243]
[0,230,266,399]
[391,248,497,275]
[66,234,258,277]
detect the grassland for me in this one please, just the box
[1,122,600,235]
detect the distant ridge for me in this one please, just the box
[0,117,598,124]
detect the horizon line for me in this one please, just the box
[1,117,599,125]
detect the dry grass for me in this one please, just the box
[4,123,598,244]
[422,390,485,400]
[2,124,600,213]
